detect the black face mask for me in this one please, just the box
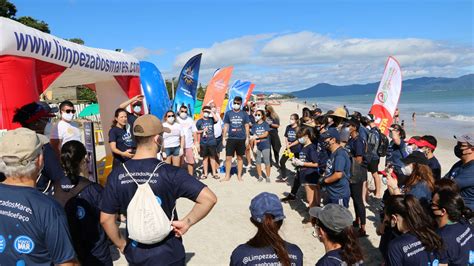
[321,140,330,150]
[454,144,463,158]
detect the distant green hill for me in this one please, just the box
[292,74,473,98]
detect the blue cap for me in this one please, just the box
[321,127,340,142]
[250,192,285,223]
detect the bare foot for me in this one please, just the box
[237,177,243,182]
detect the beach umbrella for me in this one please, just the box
[79,103,100,118]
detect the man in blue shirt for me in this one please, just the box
[196,106,219,179]
[0,128,76,265]
[319,128,351,208]
[99,114,217,265]
[445,133,474,210]
[222,96,250,181]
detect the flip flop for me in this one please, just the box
[212,175,220,180]
[200,175,208,180]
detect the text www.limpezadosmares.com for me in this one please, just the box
[13,31,140,74]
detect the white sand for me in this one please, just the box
[111,100,460,265]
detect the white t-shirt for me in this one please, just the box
[50,120,81,146]
[162,122,184,148]
[177,117,197,148]
[214,117,223,138]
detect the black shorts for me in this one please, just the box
[225,139,246,156]
[367,159,380,173]
[200,144,217,157]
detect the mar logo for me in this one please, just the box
[0,235,6,253]
[182,66,195,86]
[76,206,86,220]
[13,235,34,254]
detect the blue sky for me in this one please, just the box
[14,0,474,91]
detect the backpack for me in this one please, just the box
[53,177,99,263]
[377,131,389,157]
[367,127,381,159]
[122,162,175,244]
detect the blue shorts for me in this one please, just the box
[164,146,180,157]
[325,197,350,208]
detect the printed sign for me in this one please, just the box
[83,122,98,183]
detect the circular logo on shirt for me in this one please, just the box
[76,206,86,220]
[0,235,6,253]
[13,235,34,254]
[432,259,439,266]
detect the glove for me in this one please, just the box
[292,158,304,167]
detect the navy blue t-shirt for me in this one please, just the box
[387,233,444,266]
[299,143,321,178]
[437,222,474,266]
[0,184,76,265]
[347,135,367,165]
[316,248,364,266]
[323,147,351,199]
[428,156,441,180]
[446,160,474,210]
[285,125,299,153]
[265,116,280,132]
[224,110,250,140]
[359,126,369,143]
[230,241,303,266]
[386,140,409,168]
[406,181,432,203]
[251,122,271,150]
[55,177,112,265]
[109,126,135,164]
[37,143,66,194]
[196,118,217,146]
[99,158,206,264]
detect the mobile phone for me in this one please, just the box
[382,176,388,185]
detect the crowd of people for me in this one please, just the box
[0,95,473,265]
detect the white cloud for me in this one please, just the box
[126,47,164,60]
[172,31,473,92]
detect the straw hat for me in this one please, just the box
[329,107,347,119]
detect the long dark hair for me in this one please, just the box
[385,195,443,252]
[247,214,291,266]
[60,140,87,185]
[436,190,473,222]
[297,126,316,144]
[406,163,435,192]
[290,113,300,127]
[112,108,128,129]
[316,219,364,264]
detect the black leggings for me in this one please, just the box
[350,182,366,225]
[279,154,290,179]
[269,130,281,164]
[290,170,301,195]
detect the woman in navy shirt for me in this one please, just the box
[278,113,300,182]
[432,189,474,265]
[55,141,112,266]
[384,195,444,266]
[108,108,135,168]
[251,110,272,182]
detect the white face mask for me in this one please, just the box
[167,117,175,124]
[203,112,210,118]
[255,115,262,121]
[179,112,187,119]
[133,106,142,113]
[233,103,241,110]
[62,112,74,121]
[401,164,413,176]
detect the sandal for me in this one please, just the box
[212,175,220,180]
[200,175,208,180]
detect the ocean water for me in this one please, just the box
[296,88,474,140]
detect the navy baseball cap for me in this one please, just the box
[321,127,340,142]
[250,192,285,223]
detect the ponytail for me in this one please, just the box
[248,214,291,266]
[60,140,87,185]
[437,190,473,222]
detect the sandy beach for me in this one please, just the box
[111,100,460,265]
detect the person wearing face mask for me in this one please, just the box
[12,102,65,194]
[383,195,445,266]
[276,114,300,183]
[385,151,435,205]
[251,110,272,182]
[385,124,409,185]
[209,103,224,170]
[54,140,112,265]
[119,94,144,143]
[222,96,250,182]
[0,128,77,265]
[50,100,82,156]
[445,133,474,210]
[99,115,217,265]
[418,135,441,180]
[319,128,351,208]
[406,136,422,154]
[196,106,219,180]
[309,204,364,265]
[176,105,198,175]
[431,189,474,266]
[162,111,185,167]
[109,108,136,169]
[265,105,282,167]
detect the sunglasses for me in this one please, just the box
[233,102,241,104]
[180,111,187,113]
[64,109,76,114]
[167,115,174,118]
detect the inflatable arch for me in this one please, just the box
[0,17,141,147]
